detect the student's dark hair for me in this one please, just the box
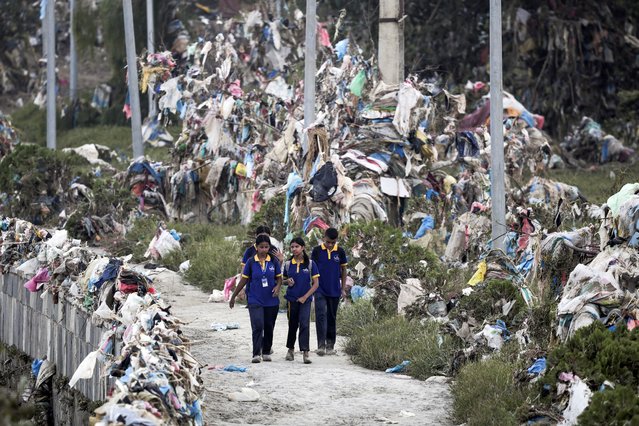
[255,225,271,236]
[325,227,339,240]
[255,234,271,246]
[289,236,309,265]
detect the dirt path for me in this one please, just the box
[136,267,453,425]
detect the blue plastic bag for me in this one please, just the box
[223,365,247,372]
[527,357,546,376]
[385,360,410,373]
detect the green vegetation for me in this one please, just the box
[579,385,639,425]
[343,315,458,380]
[546,323,639,390]
[451,351,529,426]
[452,279,526,325]
[116,217,244,293]
[337,299,379,338]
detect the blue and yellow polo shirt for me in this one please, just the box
[283,259,320,302]
[241,255,282,307]
[311,243,348,298]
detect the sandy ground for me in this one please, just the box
[137,267,453,426]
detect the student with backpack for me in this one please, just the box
[283,237,319,364]
[229,235,283,363]
[311,227,348,356]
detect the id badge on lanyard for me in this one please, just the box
[261,261,269,287]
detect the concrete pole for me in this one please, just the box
[378,0,404,84]
[275,0,281,20]
[69,0,77,102]
[146,0,156,117]
[46,0,57,149]
[303,0,316,143]
[490,0,506,250]
[123,0,144,158]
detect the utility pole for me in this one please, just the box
[490,0,506,250]
[275,0,281,20]
[69,0,77,102]
[378,0,404,84]
[123,0,144,158]
[146,0,156,117]
[303,0,316,153]
[46,0,57,149]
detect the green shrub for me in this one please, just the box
[345,315,457,380]
[546,323,639,390]
[578,385,639,425]
[337,299,378,338]
[451,355,528,426]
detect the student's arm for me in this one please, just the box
[299,264,320,303]
[340,248,348,299]
[272,261,283,296]
[230,275,248,309]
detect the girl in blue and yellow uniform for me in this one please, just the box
[283,237,319,364]
[230,235,282,363]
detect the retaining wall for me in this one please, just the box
[0,268,109,401]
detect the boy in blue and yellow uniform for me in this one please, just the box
[311,227,348,356]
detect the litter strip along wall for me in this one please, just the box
[0,268,113,401]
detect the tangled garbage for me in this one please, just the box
[0,217,203,424]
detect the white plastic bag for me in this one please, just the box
[69,350,98,388]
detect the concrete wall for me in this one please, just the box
[0,269,110,401]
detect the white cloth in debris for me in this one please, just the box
[393,82,423,137]
[158,77,181,113]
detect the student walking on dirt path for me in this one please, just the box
[283,237,320,364]
[311,227,348,356]
[230,235,282,363]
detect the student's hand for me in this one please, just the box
[287,277,295,286]
[275,250,284,263]
[297,296,307,304]
[229,297,235,309]
[272,285,281,296]
[341,290,348,300]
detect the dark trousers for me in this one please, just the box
[315,293,340,349]
[286,299,312,351]
[248,305,279,357]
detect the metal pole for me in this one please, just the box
[378,0,404,85]
[69,0,77,101]
[123,0,144,158]
[303,0,316,151]
[146,0,156,117]
[275,0,281,20]
[46,0,57,150]
[490,0,506,250]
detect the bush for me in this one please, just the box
[247,194,286,240]
[578,385,639,425]
[451,355,528,426]
[546,323,639,390]
[337,299,378,338]
[345,315,457,380]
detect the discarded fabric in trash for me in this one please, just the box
[475,320,509,350]
[179,260,191,273]
[69,350,99,388]
[223,365,247,372]
[208,290,225,303]
[145,229,181,259]
[385,360,410,373]
[228,387,260,402]
[397,279,422,314]
[527,358,547,376]
[211,322,240,331]
[24,268,50,292]
[413,216,435,239]
[559,376,592,426]
[31,359,44,377]
[467,260,487,286]
[350,285,374,302]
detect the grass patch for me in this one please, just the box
[545,161,639,204]
[344,315,458,380]
[115,217,244,293]
[451,353,529,426]
[337,299,379,338]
